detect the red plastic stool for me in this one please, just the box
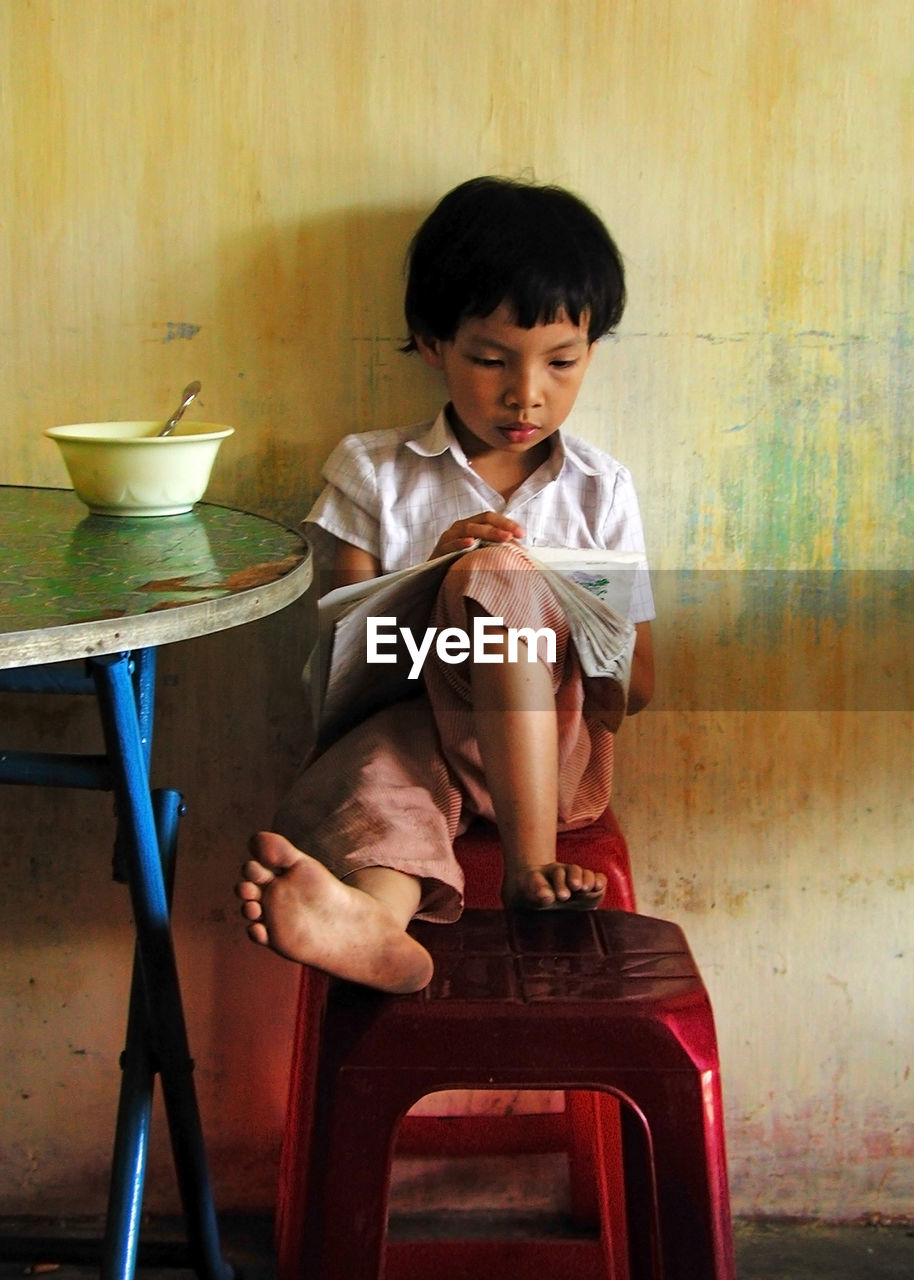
[395,810,636,1258]
[277,909,735,1280]
[276,810,638,1276]
[277,810,640,1277]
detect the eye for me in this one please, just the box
[550,358,580,370]
[469,355,503,368]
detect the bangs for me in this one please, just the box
[464,259,613,336]
[404,177,626,348]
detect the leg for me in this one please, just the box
[466,602,606,911]
[236,701,468,991]
[236,833,433,993]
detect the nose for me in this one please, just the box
[503,363,543,414]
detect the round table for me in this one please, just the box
[0,485,311,667]
[0,486,312,1280]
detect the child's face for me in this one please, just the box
[416,303,594,459]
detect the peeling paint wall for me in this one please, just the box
[0,1,911,1221]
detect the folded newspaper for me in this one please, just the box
[310,543,645,747]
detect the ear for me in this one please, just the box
[414,333,445,370]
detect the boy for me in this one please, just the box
[237,176,654,993]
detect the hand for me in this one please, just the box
[430,511,525,559]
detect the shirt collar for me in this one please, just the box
[406,407,601,478]
[556,431,602,477]
[404,409,458,459]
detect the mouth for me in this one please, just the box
[498,422,541,443]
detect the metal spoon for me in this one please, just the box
[158,381,201,436]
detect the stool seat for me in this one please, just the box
[278,908,735,1280]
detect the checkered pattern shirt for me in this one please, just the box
[305,408,655,622]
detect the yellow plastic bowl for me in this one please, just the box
[45,421,234,516]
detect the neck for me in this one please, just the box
[445,405,554,498]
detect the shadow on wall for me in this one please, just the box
[200,204,442,528]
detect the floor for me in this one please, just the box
[0,1213,911,1279]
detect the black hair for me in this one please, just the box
[403,176,625,350]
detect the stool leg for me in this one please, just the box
[567,1091,600,1224]
[304,1072,416,1280]
[625,1072,734,1280]
[567,1091,630,1280]
[276,971,330,1280]
[618,1097,663,1279]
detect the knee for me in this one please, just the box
[439,543,535,617]
[435,542,568,647]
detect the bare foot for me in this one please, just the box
[235,832,433,993]
[503,862,607,912]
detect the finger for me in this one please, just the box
[476,512,525,538]
[431,534,475,559]
[445,535,477,552]
[476,526,518,542]
[465,520,523,543]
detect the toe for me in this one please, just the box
[532,870,558,905]
[546,864,575,901]
[564,864,584,893]
[240,858,274,887]
[249,831,305,872]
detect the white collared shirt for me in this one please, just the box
[305,408,655,621]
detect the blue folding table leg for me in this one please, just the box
[90,652,231,1280]
[102,788,183,1280]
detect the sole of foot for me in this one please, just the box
[238,833,433,994]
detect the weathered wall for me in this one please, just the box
[0,1,911,1220]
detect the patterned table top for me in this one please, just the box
[0,485,312,668]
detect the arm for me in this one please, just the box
[626,621,655,715]
[327,539,382,592]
